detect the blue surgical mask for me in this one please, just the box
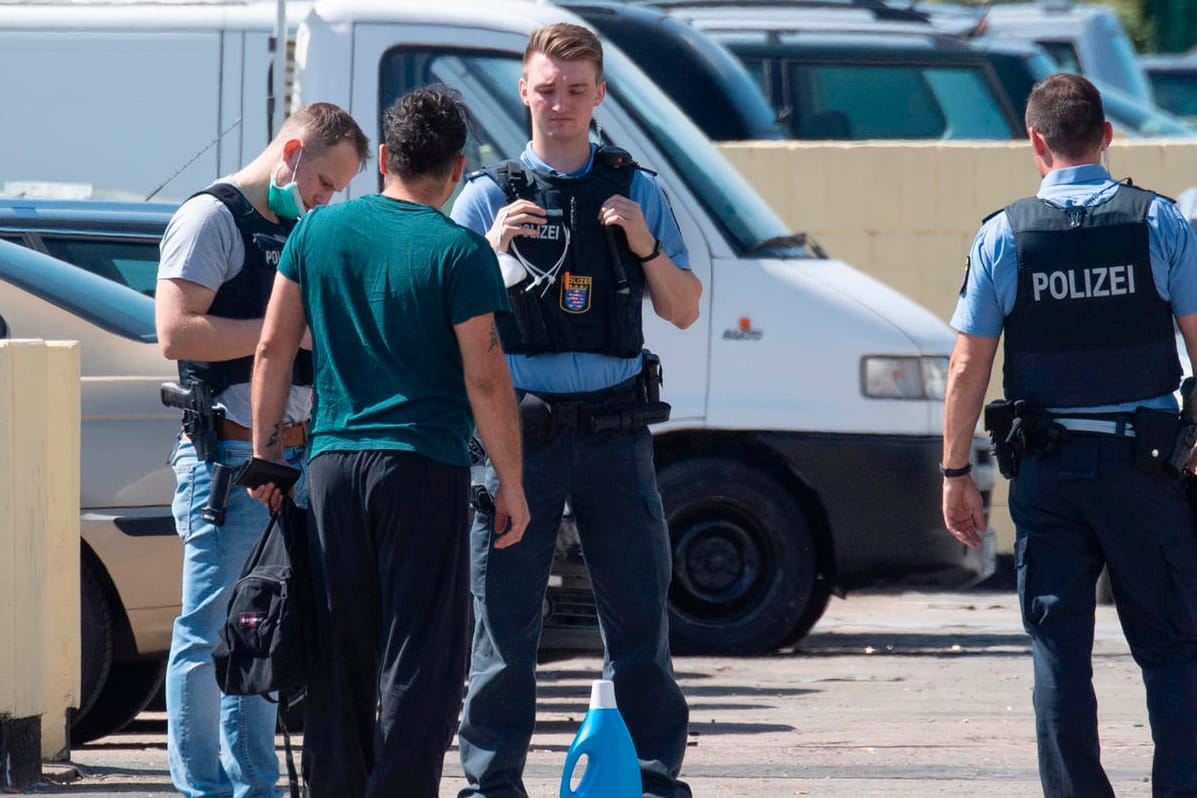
[267,147,305,220]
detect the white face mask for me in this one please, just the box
[267,146,305,220]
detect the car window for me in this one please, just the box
[1148,72,1197,121]
[0,235,23,246]
[0,239,156,342]
[1038,40,1081,74]
[785,62,1010,139]
[379,46,806,257]
[39,236,161,296]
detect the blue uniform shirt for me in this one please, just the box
[451,143,690,394]
[952,164,1197,414]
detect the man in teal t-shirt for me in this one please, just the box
[249,87,529,798]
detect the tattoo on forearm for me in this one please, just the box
[266,421,282,448]
[489,322,500,352]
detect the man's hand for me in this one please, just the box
[598,194,655,259]
[488,199,546,253]
[490,483,530,549]
[942,476,986,548]
[248,481,287,512]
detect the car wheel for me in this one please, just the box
[71,658,166,745]
[78,558,113,724]
[779,584,832,647]
[659,459,817,655]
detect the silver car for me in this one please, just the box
[0,200,177,744]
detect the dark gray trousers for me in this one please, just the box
[1010,435,1197,798]
[302,450,471,798]
[458,423,690,798]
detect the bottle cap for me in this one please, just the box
[589,679,617,710]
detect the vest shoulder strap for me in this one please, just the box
[474,160,528,203]
[192,182,256,220]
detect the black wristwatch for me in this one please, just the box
[938,462,973,478]
[636,238,662,263]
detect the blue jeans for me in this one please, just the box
[166,437,307,798]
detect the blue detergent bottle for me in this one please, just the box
[560,679,641,798]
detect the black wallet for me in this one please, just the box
[234,457,302,492]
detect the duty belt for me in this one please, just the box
[1052,417,1136,438]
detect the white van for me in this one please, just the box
[293,0,995,654]
[0,1,310,202]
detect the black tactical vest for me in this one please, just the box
[477,146,647,357]
[1002,183,1179,408]
[177,183,314,395]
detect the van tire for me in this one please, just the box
[71,658,166,745]
[658,459,817,655]
[77,559,113,726]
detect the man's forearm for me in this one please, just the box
[250,348,295,460]
[942,333,999,468]
[468,375,523,489]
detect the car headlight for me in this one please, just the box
[861,356,949,400]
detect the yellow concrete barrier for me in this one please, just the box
[0,339,80,785]
[718,139,1197,552]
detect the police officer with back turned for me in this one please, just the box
[942,73,1197,798]
[450,22,702,798]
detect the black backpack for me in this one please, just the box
[212,496,314,798]
[213,496,315,695]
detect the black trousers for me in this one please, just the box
[1010,435,1197,798]
[302,450,471,798]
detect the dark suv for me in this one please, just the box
[0,198,172,296]
[568,1,1022,140]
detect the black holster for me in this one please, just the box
[984,399,1065,479]
[516,350,672,446]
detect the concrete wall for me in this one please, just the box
[0,340,80,778]
[717,139,1197,551]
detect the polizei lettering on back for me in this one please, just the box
[1030,265,1136,302]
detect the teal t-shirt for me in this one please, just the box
[278,194,510,466]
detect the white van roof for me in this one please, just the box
[310,0,571,32]
[0,0,309,31]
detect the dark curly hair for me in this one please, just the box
[382,85,473,180]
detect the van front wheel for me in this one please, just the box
[658,459,817,655]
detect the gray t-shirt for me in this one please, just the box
[157,178,311,426]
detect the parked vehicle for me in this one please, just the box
[0,199,172,295]
[632,2,1022,139]
[1142,53,1197,125]
[980,1,1153,105]
[297,0,996,654]
[0,1,313,202]
[977,37,1197,139]
[0,233,177,745]
[560,2,784,140]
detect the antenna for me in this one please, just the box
[144,117,242,202]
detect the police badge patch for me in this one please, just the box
[561,272,592,313]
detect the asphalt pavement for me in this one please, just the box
[19,584,1158,797]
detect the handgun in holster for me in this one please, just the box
[592,350,672,433]
[984,399,1022,479]
[1166,377,1197,480]
[160,380,224,464]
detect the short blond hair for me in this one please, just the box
[523,23,603,81]
[280,102,370,164]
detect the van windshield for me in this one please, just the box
[379,45,808,257]
[601,46,807,256]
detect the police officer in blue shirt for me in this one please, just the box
[449,22,702,798]
[942,73,1197,798]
